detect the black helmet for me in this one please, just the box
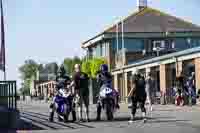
[100,64,108,73]
[57,64,67,78]
[56,80,65,89]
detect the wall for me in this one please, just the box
[88,37,200,70]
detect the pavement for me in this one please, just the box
[2,100,200,133]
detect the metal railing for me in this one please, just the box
[0,81,17,110]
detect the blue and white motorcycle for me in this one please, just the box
[49,84,73,122]
[97,85,116,121]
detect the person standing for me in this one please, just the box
[129,69,147,123]
[70,64,90,122]
[145,72,153,111]
[96,64,119,121]
[175,72,185,106]
[187,72,195,106]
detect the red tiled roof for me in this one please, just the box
[82,7,200,46]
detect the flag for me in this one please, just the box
[0,0,5,72]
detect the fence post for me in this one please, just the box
[8,83,10,109]
[89,78,93,105]
[15,81,17,109]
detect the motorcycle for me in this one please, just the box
[49,87,73,122]
[97,85,116,121]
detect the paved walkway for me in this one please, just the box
[12,100,200,133]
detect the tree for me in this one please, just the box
[82,60,91,77]
[19,59,39,80]
[45,62,58,74]
[90,58,107,78]
[63,58,73,75]
[19,59,39,95]
[63,56,82,75]
[20,80,31,95]
[38,64,44,72]
[81,57,107,78]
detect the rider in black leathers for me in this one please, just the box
[96,64,119,121]
[129,69,147,123]
[49,65,76,122]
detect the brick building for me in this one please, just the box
[82,0,200,103]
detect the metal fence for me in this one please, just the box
[0,81,17,110]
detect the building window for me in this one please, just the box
[102,42,108,57]
[153,40,165,49]
[174,38,188,50]
[190,38,200,48]
[124,39,144,51]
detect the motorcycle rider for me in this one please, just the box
[96,64,119,121]
[49,65,76,122]
[70,64,90,122]
[129,69,147,123]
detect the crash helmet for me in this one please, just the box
[100,64,108,73]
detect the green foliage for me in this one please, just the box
[82,57,107,78]
[19,59,39,80]
[63,58,73,75]
[90,58,107,78]
[20,80,31,95]
[19,59,39,95]
[82,60,91,77]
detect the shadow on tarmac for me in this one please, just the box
[7,110,192,132]
[0,119,44,133]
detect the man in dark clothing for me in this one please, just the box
[175,72,185,106]
[71,64,90,122]
[129,69,147,123]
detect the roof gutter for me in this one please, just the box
[82,34,105,48]
[112,46,200,72]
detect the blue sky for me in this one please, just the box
[1,0,200,88]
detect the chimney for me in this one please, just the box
[137,0,147,11]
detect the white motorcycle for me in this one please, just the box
[49,88,73,122]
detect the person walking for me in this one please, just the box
[145,72,153,111]
[129,69,147,123]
